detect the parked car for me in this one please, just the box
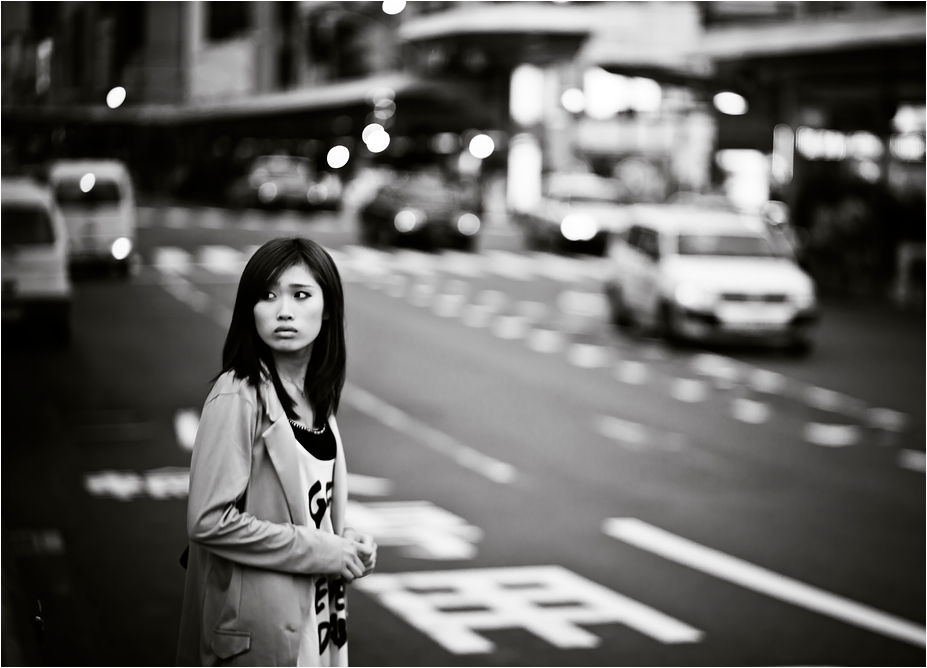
[47,159,137,278]
[1,177,72,345]
[603,205,819,354]
[358,169,482,251]
[227,155,342,210]
[516,172,631,256]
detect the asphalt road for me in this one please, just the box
[2,206,924,666]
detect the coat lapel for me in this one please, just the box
[258,376,308,527]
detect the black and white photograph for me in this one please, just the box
[2,1,924,666]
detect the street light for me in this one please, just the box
[106,87,126,109]
[713,92,748,116]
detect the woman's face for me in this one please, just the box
[253,262,326,356]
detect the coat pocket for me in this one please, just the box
[211,629,251,660]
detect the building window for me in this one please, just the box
[207,1,250,42]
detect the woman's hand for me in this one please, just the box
[338,536,366,582]
[343,527,377,578]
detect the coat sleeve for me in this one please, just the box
[186,389,344,575]
[329,414,348,537]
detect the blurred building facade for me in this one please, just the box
[2,0,924,298]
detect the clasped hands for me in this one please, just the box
[339,527,377,582]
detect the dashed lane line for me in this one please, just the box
[342,384,518,485]
[603,518,926,648]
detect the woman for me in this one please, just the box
[177,237,376,666]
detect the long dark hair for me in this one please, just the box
[218,237,346,426]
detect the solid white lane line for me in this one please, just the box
[342,384,517,485]
[603,518,926,648]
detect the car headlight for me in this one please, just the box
[560,214,598,242]
[307,184,328,204]
[456,213,480,236]
[111,237,132,260]
[674,284,716,310]
[394,209,425,233]
[792,287,816,310]
[258,182,277,203]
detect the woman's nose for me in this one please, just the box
[276,298,293,319]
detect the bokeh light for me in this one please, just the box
[327,145,350,169]
[80,173,96,192]
[468,134,494,159]
[106,87,126,109]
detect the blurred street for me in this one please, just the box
[3,206,923,666]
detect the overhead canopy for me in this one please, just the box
[696,12,925,61]
[398,2,591,67]
[1,72,496,133]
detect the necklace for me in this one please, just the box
[281,376,306,397]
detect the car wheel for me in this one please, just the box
[787,336,814,358]
[605,282,633,329]
[657,301,683,345]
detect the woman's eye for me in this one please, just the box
[295,290,311,299]
[261,291,276,300]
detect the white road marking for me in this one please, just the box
[803,423,861,447]
[152,246,192,274]
[84,467,190,501]
[355,566,702,654]
[7,529,66,556]
[491,315,529,340]
[343,384,517,484]
[346,473,394,497]
[595,416,649,447]
[749,368,788,394]
[433,293,467,318]
[671,378,708,403]
[346,500,482,560]
[898,450,926,473]
[615,360,649,385]
[603,517,926,648]
[526,329,565,354]
[731,398,770,424]
[866,407,909,433]
[567,344,610,369]
[174,409,199,451]
[199,245,246,275]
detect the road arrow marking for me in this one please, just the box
[603,518,926,648]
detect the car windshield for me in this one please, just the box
[2,203,54,245]
[677,233,780,258]
[54,178,122,205]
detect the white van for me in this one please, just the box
[48,159,137,277]
[1,177,72,344]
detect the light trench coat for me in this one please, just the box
[176,370,349,666]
